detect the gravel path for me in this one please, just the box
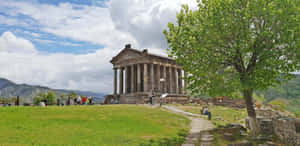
[162,105,215,146]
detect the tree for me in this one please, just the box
[164,0,299,134]
[46,91,57,105]
[68,92,78,99]
[33,91,57,105]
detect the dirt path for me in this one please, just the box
[162,105,215,146]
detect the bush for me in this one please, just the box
[33,91,57,105]
[269,99,287,111]
[46,92,56,105]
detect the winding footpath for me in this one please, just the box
[162,105,215,146]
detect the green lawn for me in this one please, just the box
[0,105,190,146]
[168,104,247,127]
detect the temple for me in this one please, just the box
[106,44,187,104]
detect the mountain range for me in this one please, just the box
[0,78,105,103]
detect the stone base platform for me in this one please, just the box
[105,93,189,104]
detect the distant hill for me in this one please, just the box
[259,74,300,101]
[0,78,105,103]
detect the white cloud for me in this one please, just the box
[0,32,117,93]
[0,1,137,49]
[108,0,198,49]
[0,31,38,54]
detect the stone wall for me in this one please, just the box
[119,95,145,104]
[273,118,300,145]
[247,109,300,146]
[188,97,246,108]
[212,97,246,108]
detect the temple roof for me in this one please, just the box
[110,44,175,64]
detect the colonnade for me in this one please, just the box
[113,63,184,95]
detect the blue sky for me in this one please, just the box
[0,0,194,93]
[0,0,106,54]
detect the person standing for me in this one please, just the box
[89,97,93,105]
[82,96,87,105]
[67,96,71,105]
[56,97,60,106]
[76,96,81,105]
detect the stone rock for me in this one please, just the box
[39,102,45,107]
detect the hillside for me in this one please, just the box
[0,78,105,103]
[260,74,300,101]
[256,74,300,116]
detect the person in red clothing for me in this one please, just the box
[82,96,87,105]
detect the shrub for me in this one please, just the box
[269,99,287,111]
[33,91,57,105]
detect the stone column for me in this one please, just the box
[119,67,124,94]
[178,69,182,94]
[125,66,129,94]
[174,67,178,94]
[143,64,148,92]
[131,65,135,93]
[170,67,175,94]
[167,67,171,93]
[137,64,141,92]
[157,64,161,93]
[162,65,166,93]
[183,71,187,94]
[114,68,117,95]
[150,63,154,92]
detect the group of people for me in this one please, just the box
[58,96,93,106]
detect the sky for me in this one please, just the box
[0,0,198,94]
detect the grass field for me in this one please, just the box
[168,104,247,127]
[0,105,190,146]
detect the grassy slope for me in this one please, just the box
[0,105,190,146]
[169,104,247,127]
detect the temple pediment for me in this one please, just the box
[111,44,176,66]
[111,48,144,64]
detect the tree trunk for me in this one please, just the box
[243,89,261,135]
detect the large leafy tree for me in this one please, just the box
[164,0,299,134]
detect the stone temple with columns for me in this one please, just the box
[105,44,188,104]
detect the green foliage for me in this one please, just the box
[0,97,18,104]
[253,93,265,103]
[67,91,78,99]
[259,75,300,102]
[0,105,190,145]
[286,99,300,116]
[269,99,287,111]
[164,0,300,97]
[33,91,57,105]
[46,91,56,105]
